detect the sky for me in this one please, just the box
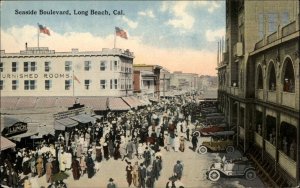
[0,1,225,76]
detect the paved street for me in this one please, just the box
[29,135,265,188]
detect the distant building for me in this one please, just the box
[159,68,171,97]
[0,47,134,97]
[217,0,299,186]
[170,71,198,91]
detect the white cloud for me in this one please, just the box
[194,1,221,13]
[205,28,225,42]
[138,10,155,18]
[163,2,195,30]
[122,16,138,29]
[1,25,218,75]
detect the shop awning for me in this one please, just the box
[30,126,55,139]
[0,136,16,151]
[9,126,39,142]
[54,118,78,130]
[79,97,108,111]
[140,98,151,105]
[70,114,96,124]
[108,97,130,111]
[122,96,143,108]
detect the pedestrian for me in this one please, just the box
[191,134,198,151]
[86,154,95,178]
[143,147,151,167]
[119,141,127,161]
[186,126,190,141]
[126,161,133,187]
[152,156,161,180]
[174,135,180,152]
[103,142,109,160]
[146,166,154,188]
[173,160,183,180]
[139,163,147,188]
[95,143,103,162]
[80,155,87,176]
[179,136,185,152]
[36,155,43,177]
[107,178,116,188]
[137,143,144,159]
[45,158,53,183]
[59,151,67,172]
[71,157,80,180]
[132,161,140,187]
[29,154,36,177]
[166,177,176,188]
[126,139,134,160]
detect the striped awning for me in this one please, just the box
[108,97,130,111]
[70,114,96,124]
[79,97,108,111]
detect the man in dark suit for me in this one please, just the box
[107,178,116,188]
[138,163,146,188]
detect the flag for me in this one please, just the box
[38,23,50,35]
[115,27,128,39]
[73,75,81,84]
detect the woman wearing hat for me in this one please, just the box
[107,178,116,188]
[45,158,53,183]
[71,157,80,180]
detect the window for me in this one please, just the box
[114,61,118,71]
[0,62,3,72]
[84,61,91,71]
[281,12,289,26]
[30,62,36,71]
[84,80,90,90]
[12,80,18,90]
[268,13,277,33]
[100,61,106,71]
[258,14,264,39]
[24,80,36,90]
[114,79,118,89]
[268,63,276,91]
[65,61,72,71]
[23,62,36,72]
[12,62,18,72]
[65,80,72,90]
[110,79,113,89]
[100,80,106,89]
[45,80,51,90]
[45,62,51,72]
[0,80,3,90]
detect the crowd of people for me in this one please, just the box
[0,95,206,188]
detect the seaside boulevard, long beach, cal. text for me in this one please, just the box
[14,9,124,16]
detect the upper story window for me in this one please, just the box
[268,13,278,34]
[85,80,90,90]
[100,61,106,71]
[114,61,118,71]
[0,80,3,90]
[0,62,3,72]
[65,61,72,71]
[12,80,18,90]
[258,13,264,39]
[84,61,91,71]
[114,79,118,89]
[12,62,18,72]
[45,62,51,72]
[24,62,36,72]
[24,80,36,90]
[100,80,106,89]
[65,80,72,90]
[45,80,52,90]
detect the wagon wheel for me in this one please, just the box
[198,145,208,154]
[226,146,234,153]
[208,170,220,181]
[193,131,200,137]
[245,169,256,180]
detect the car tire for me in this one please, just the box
[226,146,234,153]
[198,145,208,154]
[245,169,256,180]
[208,170,220,181]
[193,131,200,137]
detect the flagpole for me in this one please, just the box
[37,25,40,50]
[72,70,75,97]
[114,29,116,49]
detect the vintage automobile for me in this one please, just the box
[192,124,227,137]
[206,156,257,181]
[197,131,235,154]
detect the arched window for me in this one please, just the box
[257,65,263,89]
[282,57,295,93]
[268,62,276,91]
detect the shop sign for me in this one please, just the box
[2,122,28,137]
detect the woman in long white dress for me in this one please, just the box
[173,135,180,152]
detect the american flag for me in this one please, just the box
[38,23,50,36]
[115,27,127,39]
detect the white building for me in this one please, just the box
[0,46,134,97]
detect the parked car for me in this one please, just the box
[193,124,227,137]
[197,131,235,154]
[206,156,257,181]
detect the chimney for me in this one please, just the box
[25,42,28,50]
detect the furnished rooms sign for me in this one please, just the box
[2,122,28,137]
[0,73,71,80]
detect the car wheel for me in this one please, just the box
[208,170,220,181]
[245,169,256,180]
[193,131,200,137]
[226,146,234,153]
[198,145,208,154]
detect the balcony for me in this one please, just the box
[267,31,277,44]
[265,140,276,159]
[278,150,296,178]
[281,92,296,108]
[267,91,276,103]
[230,87,239,96]
[254,132,263,148]
[256,89,264,100]
[233,42,243,57]
[254,39,264,50]
[282,21,296,37]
